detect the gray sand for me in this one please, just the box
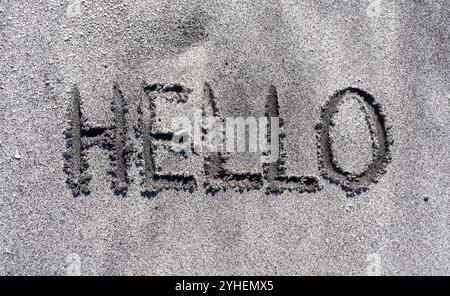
[0,0,449,275]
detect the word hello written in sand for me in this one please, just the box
[63,83,392,197]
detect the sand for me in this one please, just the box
[0,0,448,275]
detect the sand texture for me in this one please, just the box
[0,0,449,275]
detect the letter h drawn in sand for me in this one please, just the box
[64,84,131,196]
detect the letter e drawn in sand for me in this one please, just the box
[137,83,197,197]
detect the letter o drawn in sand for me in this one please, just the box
[316,88,392,195]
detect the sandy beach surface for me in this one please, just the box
[0,0,448,275]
